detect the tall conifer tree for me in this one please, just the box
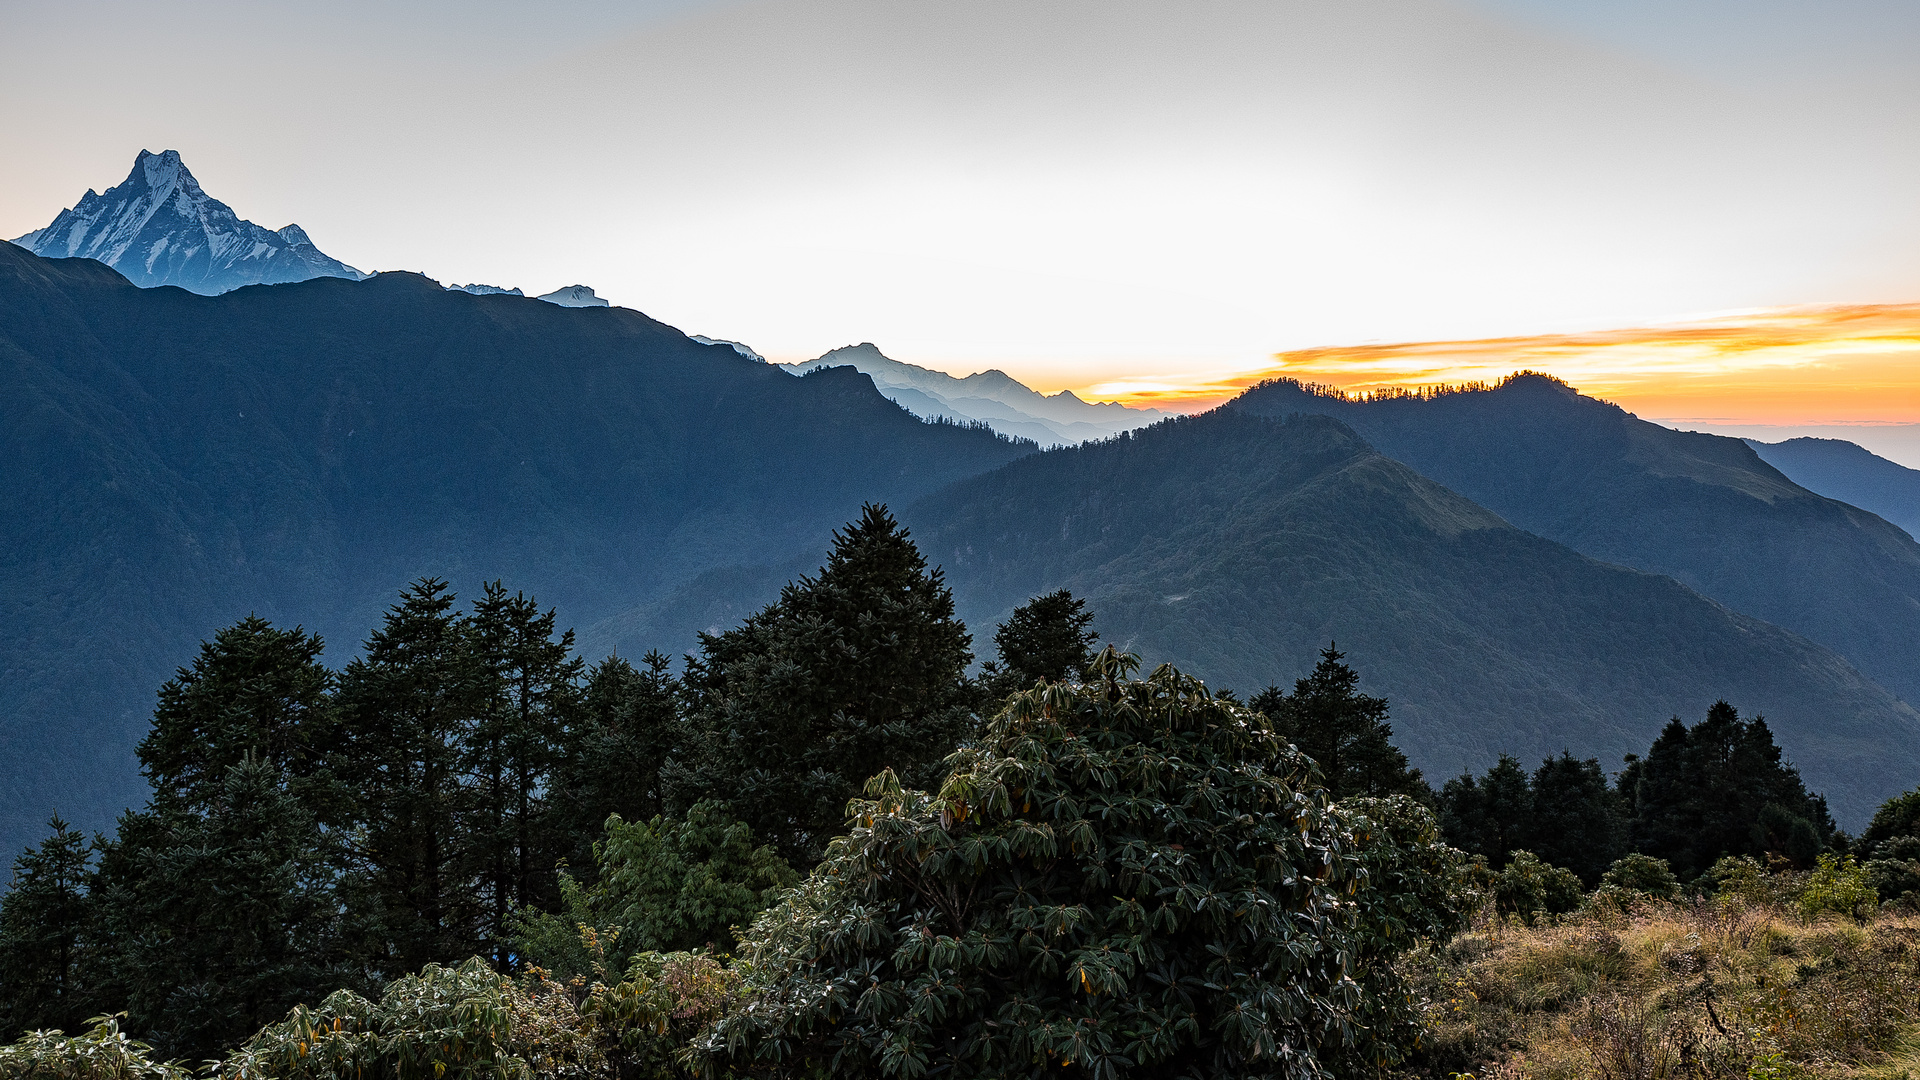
[674,505,973,864]
[466,582,582,964]
[1252,645,1427,801]
[552,651,683,880]
[336,579,487,973]
[0,816,98,1037]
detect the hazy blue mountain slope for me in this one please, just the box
[1748,436,1920,539]
[1233,376,1920,709]
[902,410,1920,827]
[12,150,363,294]
[780,343,1164,445]
[0,241,1031,855]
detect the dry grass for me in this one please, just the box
[1396,897,1920,1079]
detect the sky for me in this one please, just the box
[3,0,1919,437]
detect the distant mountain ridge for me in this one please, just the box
[0,241,1031,858]
[1747,436,1920,539]
[780,343,1167,446]
[901,409,1920,827]
[11,150,364,294]
[1233,375,1920,710]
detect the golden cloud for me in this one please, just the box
[1082,303,1920,422]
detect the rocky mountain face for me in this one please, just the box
[781,342,1167,446]
[11,150,364,294]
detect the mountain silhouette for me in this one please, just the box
[1748,436,1920,540]
[904,409,1920,827]
[1233,375,1920,710]
[0,241,1030,856]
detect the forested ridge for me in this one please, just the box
[7,506,1920,1080]
[0,241,1031,857]
[904,408,1920,826]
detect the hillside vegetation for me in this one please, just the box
[0,242,1030,854]
[906,408,1920,825]
[1233,375,1920,711]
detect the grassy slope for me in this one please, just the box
[1406,897,1920,1079]
[905,409,1920,827]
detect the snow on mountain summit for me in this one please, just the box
[10,149,364,294]
[536,285,609,307]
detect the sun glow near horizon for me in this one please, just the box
[1078,303,1920,425]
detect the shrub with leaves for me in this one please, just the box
[588,952,745,1080]
[0,1014,187,1080]
[1795,853,1877,922]
[211,957,604,1080]
[1491,851,1583,924]
[691,652,1471,1080]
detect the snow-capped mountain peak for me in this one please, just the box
[780,342,1169,447]
[10,149,364,294]
[536,285,609,308]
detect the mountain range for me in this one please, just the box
[1233,378,1920,711]
[8,162,1920,846]
[0,240,1029,857]
[1747,436,1920,540]
[779,343,1166,446]
[11,151,365,294]
[901,409,1920,824]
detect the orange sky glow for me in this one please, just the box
[1079,303,1920,424]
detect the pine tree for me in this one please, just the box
[137,616,342,823]
[335,579,488,973]
[466,582,582,967]
[551,651,683,881]
[92,757,345,1061]
[1250,644,1427,801]
[1618,700,1834,879]
[1437,754,1533,868]
[1523,753,1626,885]
[978,589,1098,700]
[673,505,974,865]
[0,816,98,1037]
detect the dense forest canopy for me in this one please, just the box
[0,504,1908,1079]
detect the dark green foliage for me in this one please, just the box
[92,757,347,1061]
[513,801,798,977]
[1250,644,1428,802]
[1860,787,1920,907]
[0,817,98,1037]
[693,653,1473,1080]
[136,616,341,822]
[592,802,797,955]
[978,589,1098,700]
[1859,786,1920,854]
[550,652,683,881]
[1437,755,1534,870]
[1598,854,1679,900]
[1440,753,1625,886]
[673,505,975,865]
[466,583,584,964]
[1491,851,1585,923]
[336,579,491,974]
[1524,754,1626,885]
[1617,701,1835,881]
